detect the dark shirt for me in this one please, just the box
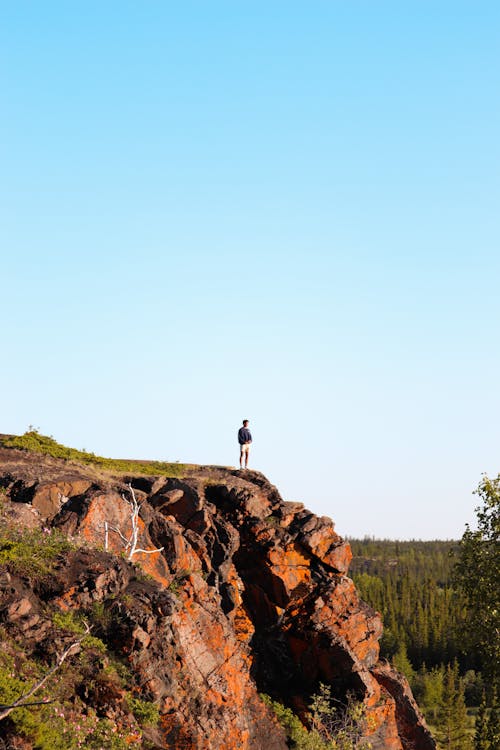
[238,427,252,445]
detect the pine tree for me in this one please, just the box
[486,702,499,750]
[392,642,415,688]
[421,665,444,725]
[437,662,472,750]
[474,693,489,750]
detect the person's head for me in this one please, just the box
[242,419,249,427]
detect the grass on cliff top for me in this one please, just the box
[2,431,187,477]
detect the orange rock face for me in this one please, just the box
[0,450,436,750]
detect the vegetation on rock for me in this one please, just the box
[0,434,441,749]
[0,525,75,579]
[2,430,186,477]
[262,685,371,750]
[0,622,158,749]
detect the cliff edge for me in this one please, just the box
[0,438,436,749]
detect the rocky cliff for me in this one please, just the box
[0,439,436,749]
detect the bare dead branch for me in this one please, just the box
[133,547,165,555]
[106,523,131,548]
[103,484,164,561]
[0,699,55,709]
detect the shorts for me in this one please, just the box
[240,443,250,454]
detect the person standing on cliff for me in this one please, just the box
[238,419,252,469]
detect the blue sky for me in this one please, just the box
[1,2,499,539]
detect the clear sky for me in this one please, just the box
[1,2,499,539]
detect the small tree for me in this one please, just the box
[486,698,499,750]
[436,662,472,750]
[420,665,445,725]
[262,685,370,750]
[309,684,370,750]
[454,475,500,694]
[474,693,489,750]
[392,642,416,688]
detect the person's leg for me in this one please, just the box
[244,445,250,469]
[240,447,244,469]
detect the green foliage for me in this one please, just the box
[83,718,139,750]
[168,569,192,594]
[261,693,326,749]
[474,694,489,750]
[261,686,370,750]
[0,652,31,710]
[3,430,186,477]
[52,610,87,634]
[0,587,159,749]
[127,696,160,727]
[454,475,500,692]
[485,695,500,750]
[435,662,473,750]
[309,685,370,750]
[415,665,445,724]
[52,611,107,653]
[392,643,415,688]
[90,600,114,631]
[0,649,141,750]
[0,526,74,578]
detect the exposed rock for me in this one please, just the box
[372,662,437,750]
[0,445,435,750]
[7,597,32,620]
[31,478,92,519]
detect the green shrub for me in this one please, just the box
[52,611,107,654]
[0,650,141,750]
[52,610,86,634]
[127,696,160,727]
[0,651,75,750]
[84,719,139,750]
[261,693,327,749]
[261,685,371,750]
[0,527,74,578]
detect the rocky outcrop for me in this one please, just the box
[0,445,435,749]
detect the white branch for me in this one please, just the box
[103,484,164,561]
[106,523,132,548]
[133,547,165,555]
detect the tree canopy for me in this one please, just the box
[454,474,500,693]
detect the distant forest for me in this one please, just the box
[348,538,492,748]
[349,539,470,670]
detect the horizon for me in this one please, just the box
[2,2,499,540]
